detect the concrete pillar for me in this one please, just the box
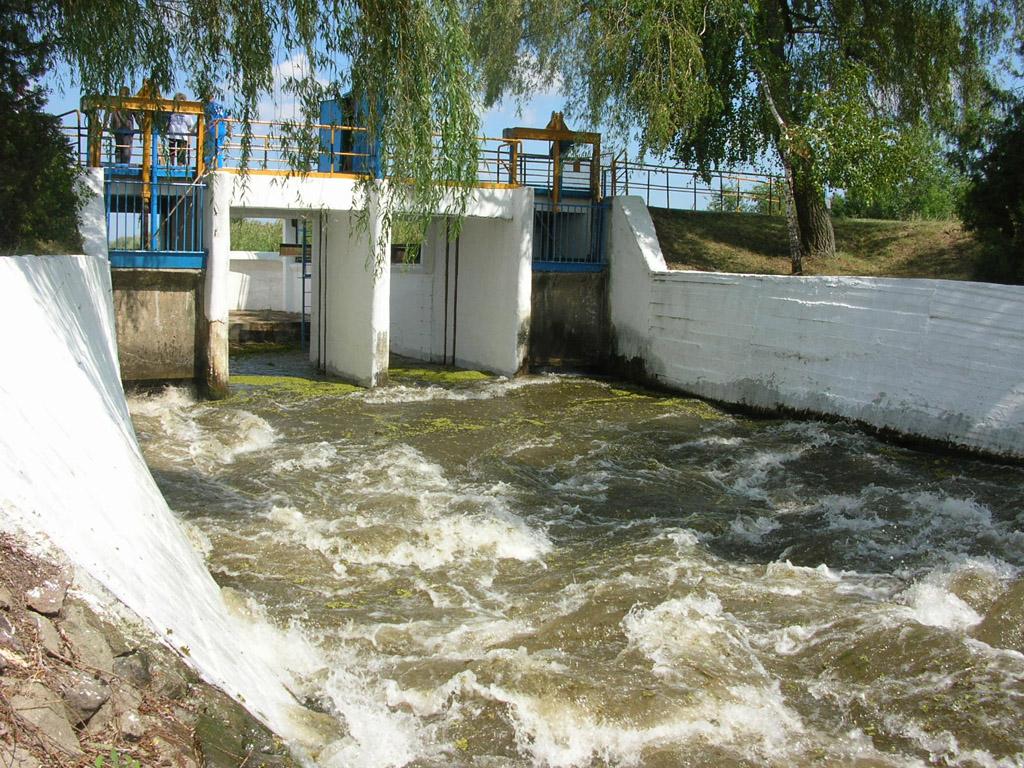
[202,172,231,398]
[78,167,108,262]
[320,197,390,387]
[441,187,533,376]
[607,196,667,369]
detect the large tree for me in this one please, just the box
[471,0,1018,271]
[21,0,1020,271]
[1,1,83,253]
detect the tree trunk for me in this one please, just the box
[780,155,804,274]
[791,169,836,261]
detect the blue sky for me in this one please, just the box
[42,54,574,144]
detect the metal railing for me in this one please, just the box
[63,112,523,187]
[60,110,203,173]
[532,200,607,268]
[605,153,783,214]
[58,110,88,165]
[208,118,522,186]
[517,152,598,197]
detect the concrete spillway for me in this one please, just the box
[0,253,314,747]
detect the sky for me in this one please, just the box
[42,53,573,146]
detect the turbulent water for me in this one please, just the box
[128,352,1024,768]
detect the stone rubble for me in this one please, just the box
[0,534,302,767]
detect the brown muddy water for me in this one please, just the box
[128,351,1024,768]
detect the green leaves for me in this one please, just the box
[28,0,483,269]
[960,99,1024,282]
[94,748,141,768]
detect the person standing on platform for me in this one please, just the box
[107,86,136,165]
[167,93,197,166]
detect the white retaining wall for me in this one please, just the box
[0,253,313,744]
[390,222,438,361]
[229,251,305,313]
[609,196,1024,459]
[79,167,108,261]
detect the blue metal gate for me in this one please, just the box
[531,200,607,272]
[105,176,206,269]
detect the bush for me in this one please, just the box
[831,154,963,221]
[230,219,282,251]
[959,100,1024,284]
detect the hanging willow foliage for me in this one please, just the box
[31,0,481,270]
[468,0,1021,263]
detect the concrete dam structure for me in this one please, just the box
[66,95,1024,455]
[1,99,1022,767]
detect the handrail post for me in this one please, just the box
[552,138,561,213]
[195,113,206,178]
[141,111,153,249]
[86,110,102,167]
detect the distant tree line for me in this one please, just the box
[230,219,282,252]
[958,99,1024,283]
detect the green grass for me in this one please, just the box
[649,209,988,280]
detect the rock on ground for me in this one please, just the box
[9,680,83,756]
[24,580,67,616]
[0,533,305,767]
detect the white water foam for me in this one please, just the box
[129,387,278,470]
[391,669,811,767]
[899,582,983,630]
[263,445,552,572]
[357,375,554,405]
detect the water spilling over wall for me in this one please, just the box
[0,254,320,750]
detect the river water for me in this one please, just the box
[128,352,1024,768]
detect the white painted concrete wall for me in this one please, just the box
[387,188,534,376]
[0,254,312,744]
[451,190,534,376]
[319,207,391,386]
[229,251,305,313]
[608,196,1024,459]
[79,167,108,261]
[204,172,232,326]
[390,247,435,360]
[223,171,361,216]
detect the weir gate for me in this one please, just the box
[63,96,781,391]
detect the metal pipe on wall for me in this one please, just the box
[443,218,451,366]
[452,231,460,366]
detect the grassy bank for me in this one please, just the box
[649,209,989,280]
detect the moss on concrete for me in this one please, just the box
[231,375,360,398]
[229,342,299,358]
[389,366,492,384]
